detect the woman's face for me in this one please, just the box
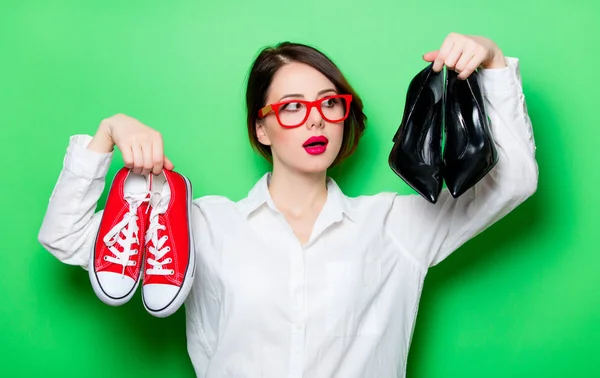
[256,62,345,175]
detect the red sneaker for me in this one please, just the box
[142,169,195,318]
[90,168,151,306]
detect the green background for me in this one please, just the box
[1,0,599,377]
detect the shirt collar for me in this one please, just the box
[236,172,354,221]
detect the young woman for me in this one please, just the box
[38,32,538,377]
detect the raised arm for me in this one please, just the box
[38,114,173,268]
[384,34,538,269]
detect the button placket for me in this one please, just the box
[288,243,306,378]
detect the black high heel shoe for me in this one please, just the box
[388,64,444,204]
[443,68,498,198]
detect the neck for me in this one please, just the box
[268,166,328,217]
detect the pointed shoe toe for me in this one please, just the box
[444,151,498,198]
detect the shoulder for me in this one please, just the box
[191,193,259,220]
[192,195,237,215]
[346,191,395,208]
[343,190,425,219]
[345,189,421,207]
[193,194,234,207]
[342,191,397,220]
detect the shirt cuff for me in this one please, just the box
[477,56,523,95]
[63,134,113,180]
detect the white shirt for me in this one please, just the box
[38,56,538,378]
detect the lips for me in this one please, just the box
[303,135,329,156]
[303,136,329,147]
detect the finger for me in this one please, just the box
[433,40,454,72]
[131,144,144,174]
[141,141,154,176]
[164,156,174,171]
[455,47,475,72]
[121,144,134,170]
[151,139,165,175]
[422,50,439,62]
[444,42,465,71]
[458,56,481,80]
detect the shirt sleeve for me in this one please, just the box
[384,56,539,269]
[38,134,113,270]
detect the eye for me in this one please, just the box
[322,97,340,107]
[281,102,304,112]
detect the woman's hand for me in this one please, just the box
[89,113,174,176]
[422,33,507,80]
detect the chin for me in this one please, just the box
[296,154,337,174]
[274,147,340,174]
[299,165,330,174]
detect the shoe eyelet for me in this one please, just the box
[103,256,108,261]
[166,258,172,263]
[132,262,136,266]
[165,247,171,252]
[169,269,174,275]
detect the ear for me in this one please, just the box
[255,121,272,146]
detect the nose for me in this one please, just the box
[306,105,324,129]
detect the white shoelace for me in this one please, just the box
[103,191,151,277]
[145,191,173,276]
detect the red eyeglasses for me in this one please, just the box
[258,94,353,128]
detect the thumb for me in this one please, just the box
[164,156,175,171]
[422,50,439,62]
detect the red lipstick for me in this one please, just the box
[303,136,329,155]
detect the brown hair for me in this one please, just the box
[245,42,367,167]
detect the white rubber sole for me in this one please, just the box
[89,269,141,306]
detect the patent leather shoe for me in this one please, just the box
[443,68,498,198]
[388,63,444,204]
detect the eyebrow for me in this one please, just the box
[278,88,337,102]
